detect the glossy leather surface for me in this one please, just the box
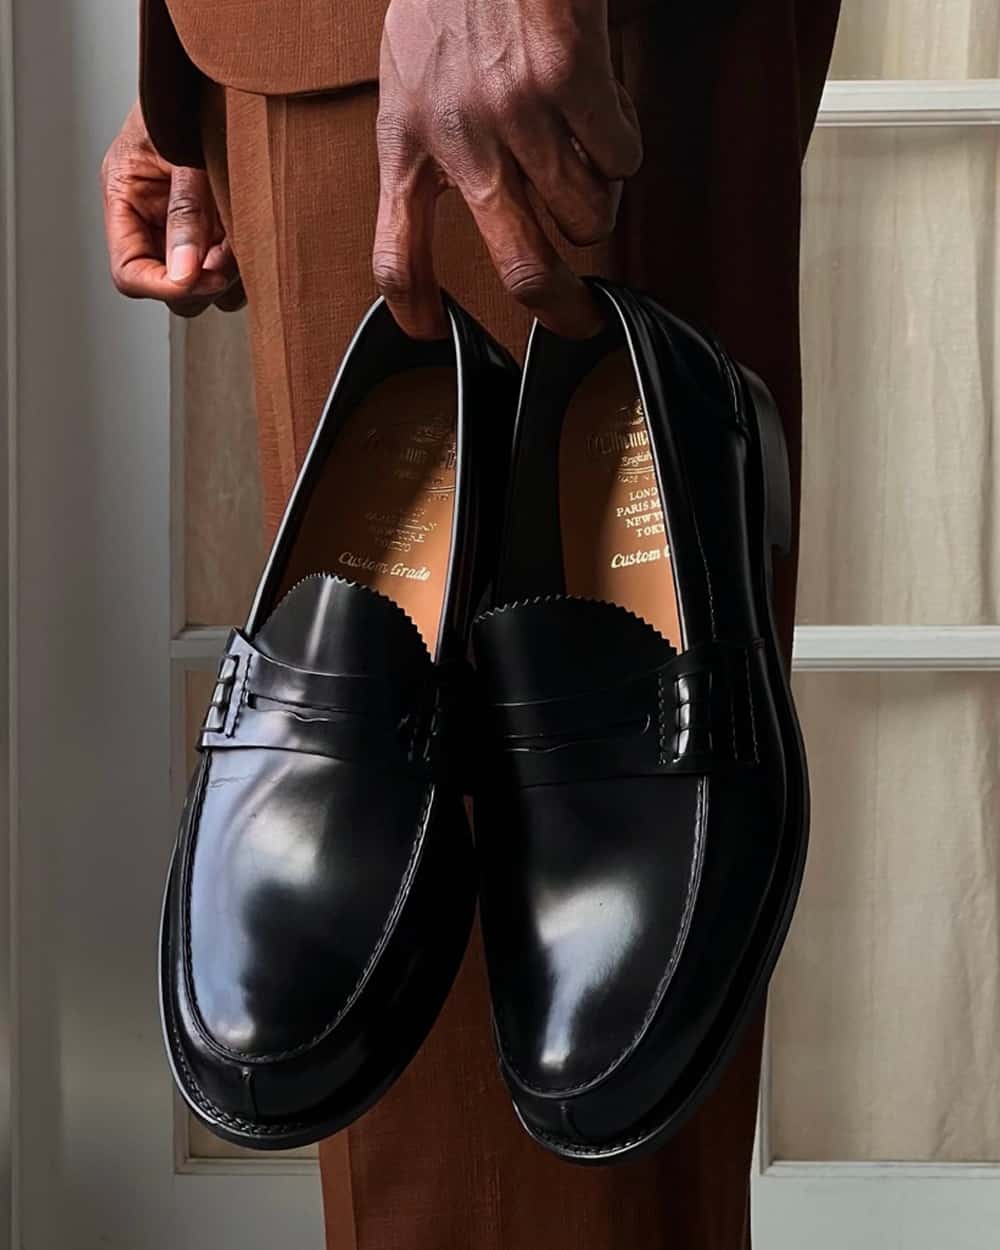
[161,297,519,1150]
[472,280,808,1163]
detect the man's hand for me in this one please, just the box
[101,103,245,318]
[374,0,642,339]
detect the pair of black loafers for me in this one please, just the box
[160,279,808,1164]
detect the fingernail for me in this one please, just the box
[168,243,199,284]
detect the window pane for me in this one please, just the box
[184,310,266,627]
[830,0,1000,79]
[797,126,1000,626]
[768,671,1000,1163]
[182,668,319,1162]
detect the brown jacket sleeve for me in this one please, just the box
[140,0,658,168]
[140,0,207,167]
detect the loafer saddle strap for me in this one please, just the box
[486,638,764,787]
[198,629,466,776]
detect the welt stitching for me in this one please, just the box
[166,1011,312,1135]
[183,782,435,1064]
[529,1124,652,1155]
[496,779,709,1097]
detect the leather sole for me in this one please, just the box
[510,361,810,1164]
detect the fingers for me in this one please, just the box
[103,171,238,310]
[104,208,220,303]
[105,196,240,312]
[505,105,622,247]
[455,154,603,339]
[105,207,231,305]
[373,116,448,339]
[558,77,643,183]
[373,13,637,339]
[102,105,244,317]
[166,286,240,318]
[166,265,245,317]
[203,236,238,276]
[165,167,217,288]
[213,277,248,314]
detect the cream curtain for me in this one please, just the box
[829,0,1000,80]
[771,0,1000,1163]
[796,124,1000,627]
[771,673,1000,1162]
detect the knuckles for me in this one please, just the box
[428,100,484,156]
[101,165,131,202]
[100,127,154,193]
[109,267,134,298]
[371,251,418,303]
[109,265,145,300]
[375,109,414,159]
[100,147,140,202]
[605,133,644,181]
[531,49,581,101]
[166,191,206,223]
[371,252,446,339]
[497,259,559,309]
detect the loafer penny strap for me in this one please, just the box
[199,629,461,775]
[487,639,764,787]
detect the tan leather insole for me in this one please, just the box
[278,368,457,650]
[559,350,682,648]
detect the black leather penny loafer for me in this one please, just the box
[161,296,518,1150]
[472,279,808,1163]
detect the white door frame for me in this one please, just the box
[752,74,1000,1249]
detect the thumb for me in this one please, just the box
[165,167,214,288]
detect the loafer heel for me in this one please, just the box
[739,364,793,559]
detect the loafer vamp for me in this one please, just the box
[481,773,703,1096]
[475,596,716,1094]
[163,574,457,1133]
[183,748,429,1061]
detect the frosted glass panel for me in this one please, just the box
[797,126,1000,626]
[830,0,1000,79]
[769,671,1000,1163]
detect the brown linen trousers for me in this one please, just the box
[141,0,840,1246]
